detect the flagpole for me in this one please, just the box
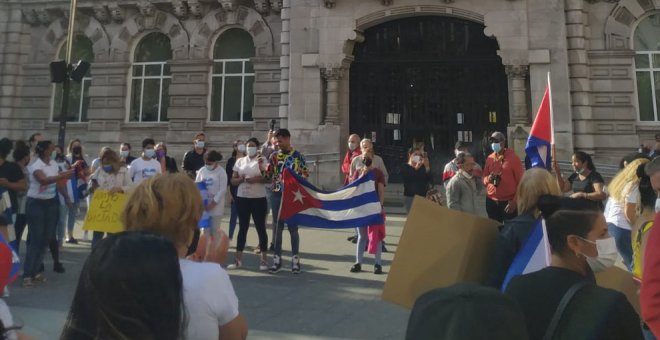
[547,72,557,171]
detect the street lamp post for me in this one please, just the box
[57,0,78,150]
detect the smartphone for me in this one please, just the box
[269,119,276,131]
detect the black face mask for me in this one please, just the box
[72,146,82,155]
[364,158,373,167]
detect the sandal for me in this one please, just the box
[21,278,33,288]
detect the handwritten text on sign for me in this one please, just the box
[82,190,126,233]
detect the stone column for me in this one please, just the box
[505,64,530,125]
[321,67,344,125]
[166,60,211,141]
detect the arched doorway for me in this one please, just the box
[350,16,509,183]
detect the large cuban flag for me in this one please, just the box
[501,218,552,291]
[279,168,384,228]
[525,73,554,170]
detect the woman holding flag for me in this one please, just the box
[487,168,561,289]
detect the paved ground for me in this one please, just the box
[6,214,412,339]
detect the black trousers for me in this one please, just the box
[236,197,268,252]
[486,197,517,223]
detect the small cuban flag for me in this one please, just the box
[279,168,384,229]
[196,181,211,229]
[501,218,552,291]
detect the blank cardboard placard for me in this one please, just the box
[596,266,641,315]
[383,196,500,309]
[82,190,126,233]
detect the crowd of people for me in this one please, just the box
[2,125,660,339]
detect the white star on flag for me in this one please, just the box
[292,189,305,204]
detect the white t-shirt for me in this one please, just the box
[128,157,162,184]
[195,166,228,217]
[27,158,59,199]
[233,156,267,198]
[0,299,17,340]
[179,259,240,340]
[605,182,639,230]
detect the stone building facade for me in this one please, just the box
[0,0,659,188]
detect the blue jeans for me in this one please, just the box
[67,201,79,236]
[56,204,68,246]
[356,226,382,265]
[24,198,59,278]
[228,198,238,240]
[608,222,633,271]
[271,192,299,257]
[404,196,414,214]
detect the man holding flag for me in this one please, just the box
[266,129,309,274]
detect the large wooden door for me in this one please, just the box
[350,16,509,183]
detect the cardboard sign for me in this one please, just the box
[82,190,126,233]
[383,196,500,309]
[596,266,641,315]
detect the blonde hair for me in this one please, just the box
[122,173,202,249]
[516,168,562,216]
[99,147,121,174]
[609,158,650,203]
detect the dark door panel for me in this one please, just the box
[350,16,509,183]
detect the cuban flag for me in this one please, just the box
[279,168,384,228]
[0,233,20,288]
[501,218,552,291]
[525,73,554,170]
[196,181,211,229]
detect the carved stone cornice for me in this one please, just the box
[171,0,188,19]
[505,65,529,79]
[253,0,270,14]
[137,0,157,17]
[321,67,345,81]
[218,0,239,11]
[270,0,283,12]
[93,4,110,24]
[188,0,203,17]
[108,3,126,23]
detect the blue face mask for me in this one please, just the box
[491,143,502,153]
[144,149,156,158]
[102,165,113,173]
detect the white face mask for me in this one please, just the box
[247,146,257,157]
[120,150,129,158]
[580,236,618,272]
[348,142,358,151]
[237,145,246,153]
[205,164,216,171]
[411,155,421,163]
[655,197,660,213]
[144,149,156,158]
[196,141,205,149]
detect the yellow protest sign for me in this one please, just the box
[82,190,126,233]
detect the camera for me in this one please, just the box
[489,174,501,187]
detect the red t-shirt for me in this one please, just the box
[482,148,523,202]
